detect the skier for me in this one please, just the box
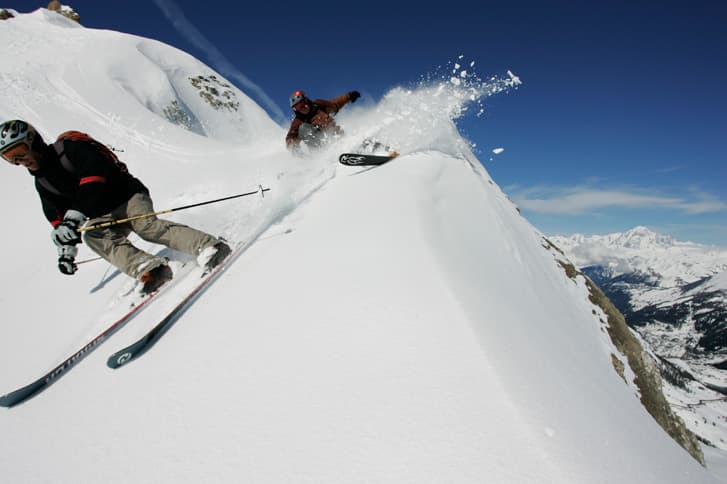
[0,120,231,294]
[285,89,360,154]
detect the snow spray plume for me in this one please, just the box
[342,56,521,159]
[152,0,285,123]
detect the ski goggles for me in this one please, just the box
[292,100,310,113]
[0,140,31,165]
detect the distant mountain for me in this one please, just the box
[552,227,727,449]
[553,226,727,289]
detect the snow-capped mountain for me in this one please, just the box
[552,226,727,290]
[552,227,727,451]
[0,8,723,483]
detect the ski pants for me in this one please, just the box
[82,191,218,279]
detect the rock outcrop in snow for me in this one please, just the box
[552,228,727,455]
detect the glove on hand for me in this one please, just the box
[349,91,361,103]
[51,209,87,246]
[57,244,78,275]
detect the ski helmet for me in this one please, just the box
[289,90,307,108]
[0,120,37,160]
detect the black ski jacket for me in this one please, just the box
[30,139,147,226]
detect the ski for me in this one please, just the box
[0,284,171,407]
[107,244,244,369]
[339,152,399,166]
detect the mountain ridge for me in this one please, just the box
[552,227,727,454]
[0,8,720,483]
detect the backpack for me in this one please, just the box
[52,130,129,174]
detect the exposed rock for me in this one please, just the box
[163,100,194,131]
[189,75,240,112]
[47,2,80,23]
[556,256,705,465]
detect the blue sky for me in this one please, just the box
[58,0,725,245]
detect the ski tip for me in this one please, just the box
[108,351,134,369]
[0,381,45,408]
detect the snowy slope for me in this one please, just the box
[0,9,722,483]
[552,227,727,457]
[0,8,280,145]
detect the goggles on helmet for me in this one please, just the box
[0,142,31,164]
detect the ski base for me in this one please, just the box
[339,152,399,166]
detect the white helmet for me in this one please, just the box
[0,120,37,153]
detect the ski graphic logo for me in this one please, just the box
[115,352,133,366]
[340,154,368,165]
[339,152,399,167]
[47,335,105,382]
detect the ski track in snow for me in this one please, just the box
[0,9,723,484]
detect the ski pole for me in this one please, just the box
[79,185,270,232]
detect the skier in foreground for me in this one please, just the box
[0,120,231,294]
[285,89,360,154]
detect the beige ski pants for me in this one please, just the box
[82,192,217,279]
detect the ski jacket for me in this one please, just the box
[285,92,355,148]
[31,135,147,226]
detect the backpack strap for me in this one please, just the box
[37,138,78,196]
[37,177,62,196]
[52,138,77,174]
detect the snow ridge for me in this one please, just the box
[0,9,721,484]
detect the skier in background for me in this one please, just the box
[0,119,231,294]
[286,89,360,154]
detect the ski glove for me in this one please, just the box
[57,244,78,275]
[349,91,361,103]
[51,209,87,246]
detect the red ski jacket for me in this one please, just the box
[286,92,355,149]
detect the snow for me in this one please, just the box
[551,227,727,459]
[706,270,727,292]
[493,147,505,154]
[551,226,727,289]
[0,9,723,483]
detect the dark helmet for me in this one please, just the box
[289,90,307,108]
[0,120,38,153]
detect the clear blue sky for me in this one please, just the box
[57,0,726,244]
